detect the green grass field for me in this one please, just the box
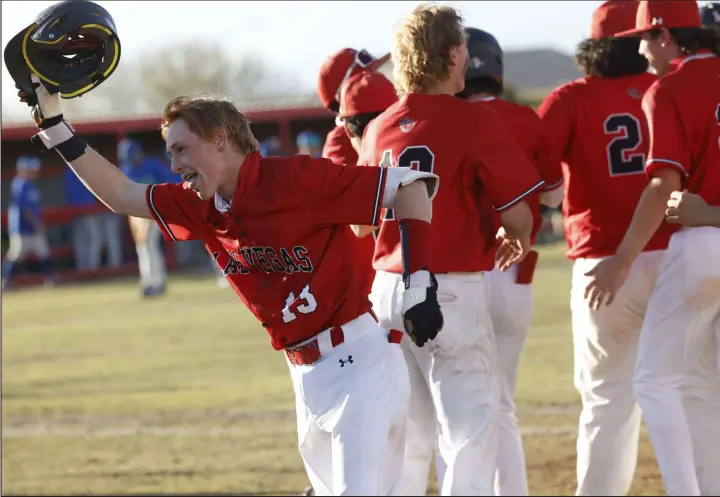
[1,242,664,496]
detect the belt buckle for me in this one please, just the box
[287,339,321,365]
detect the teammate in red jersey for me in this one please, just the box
[20,82,444,495]
[536,2,675,494]
[316,48,389,299]
[586,1,720,494]
[450,27,562,497]
[354,5,544,495]
[337,71,398,172]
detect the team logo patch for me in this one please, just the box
[399,116,416,133]
[627,87,643,100]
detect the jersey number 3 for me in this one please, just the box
[604,113,645,176]
[380,145,435,221]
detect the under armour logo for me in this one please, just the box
[651,17,664,26]
[339,356,354,367]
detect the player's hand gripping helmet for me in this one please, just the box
[3,0,121,99]
[700,2,720,27]
[464,27,504,83]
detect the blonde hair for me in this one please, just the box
[392,3,466,94]
[160,95,259,155]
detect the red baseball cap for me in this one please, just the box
[590,0,641,39]
[316,48,389,109]
[338,71,398,119]
[616,0,701,37]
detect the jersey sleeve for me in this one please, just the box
[145,183,204,241]
[642,83,689,179]
[293,157,389,227]
[472,112,545,212]
[536,87,574,191]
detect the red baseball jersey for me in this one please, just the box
[642,52,720,207]
[322,125,358,166]
[537,72,675,259]
[475,97,562,245]
[322,124,376,296]
[146,152,388,350]
[359,93,545,274]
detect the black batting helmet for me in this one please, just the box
[465,27,504,82]
[700,2,720,26]
[3,0,121,99]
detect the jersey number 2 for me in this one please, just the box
[380,145,435,221]
[604,113,645,176]
[281,284,317,324]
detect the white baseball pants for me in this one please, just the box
[6,233,50,260]
[371,270,500,496]
[484,264,533,496]
[288,312,410,496]
[435,265,534,496]
[129,217,166,288]
[635,227,720,496]
[571,250,666,496]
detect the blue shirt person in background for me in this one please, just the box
[63,168,105,271]
[296,130,323,158]
[2,155,54,289]
[258,136,284,157]
[117,138,169,297]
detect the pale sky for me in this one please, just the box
[1,1,713,122]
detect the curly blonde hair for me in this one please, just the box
[160,95,259,155]
[392,3,466,94]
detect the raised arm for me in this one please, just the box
[20,75,151,218]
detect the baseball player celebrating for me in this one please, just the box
[454,27,562,497]
[586,1,720,494]
[316,48,389,299]
[19,77,444,496]
[349,5,545,495]
[536,1,673,494]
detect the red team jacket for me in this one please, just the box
[537,72,675,259]
[359,93,545,274]
[475,97,562,245]
[642,52,720,207]
[322,125,377,296]
[147,151,388,349]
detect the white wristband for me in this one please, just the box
[37,121,75,149]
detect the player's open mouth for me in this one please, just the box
[182,173,199,190]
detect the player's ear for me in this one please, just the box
[659,27,671,48]
[214,128,229,151]
[448,43,463,67]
